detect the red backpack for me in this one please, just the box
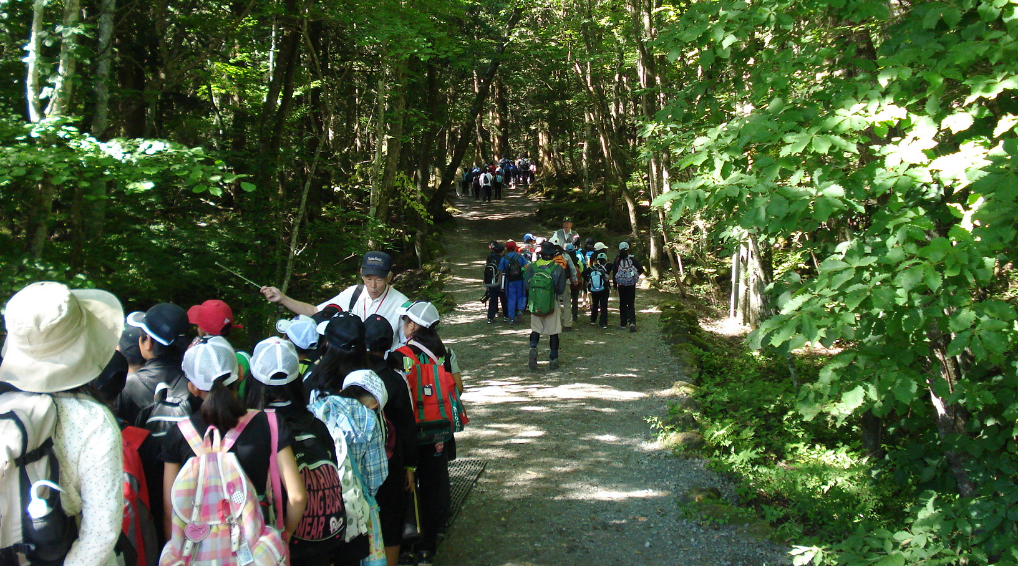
[122,426,159,566]
[395,341,468,445]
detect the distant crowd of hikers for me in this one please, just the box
[459,157,537,201]
[0,251,466,566]
[482,217,645,369]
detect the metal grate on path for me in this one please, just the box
[447,457,486,525]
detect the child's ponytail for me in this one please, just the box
[200,375,247,432]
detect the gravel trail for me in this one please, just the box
[433,188,791,566]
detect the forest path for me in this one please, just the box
[433,186,790,566]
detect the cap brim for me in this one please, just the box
[127,310,172,346]
[187,305,201,324]
[0,289,124,393]
[361,267,389,277]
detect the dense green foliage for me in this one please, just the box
[652,0,1018,562]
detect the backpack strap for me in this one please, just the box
[265,409,285,532]
[347,284,365,312]
[221,409,258,452]
[407,340,440,365]
[177,417,205,455]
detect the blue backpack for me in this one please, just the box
[588,266,608,293]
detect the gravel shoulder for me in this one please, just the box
[434,188,791,566]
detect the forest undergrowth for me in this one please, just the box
[657,296,1018,566]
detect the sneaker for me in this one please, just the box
[528,347,538,370]
[619,323,627,329]
[503,316,510,322]
[601,325,607,329]
[549,358,559,370]
[487,318,494,324]
[630,324,637,333]
[590,320,597,325]
[418,550,436,566]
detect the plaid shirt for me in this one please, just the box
[310,395,388,496]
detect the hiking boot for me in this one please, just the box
[549,358,559,370]
[528,347,538,370]
[630,323,637,333]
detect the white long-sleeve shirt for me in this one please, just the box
[52,393,123,566]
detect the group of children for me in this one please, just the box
[0,252,464,566]
[482,217,645,369]
[459,157,537,201]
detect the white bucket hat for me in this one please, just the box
[342,369,388,410]
[0,282,124,393]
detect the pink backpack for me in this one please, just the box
[159,411,287,566]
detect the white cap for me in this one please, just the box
[594,242,608,250]
[619,241,630,250]
[275,315,319,350]
[182,336,239,392]
[251,337,300,386]
[398,300,440,328]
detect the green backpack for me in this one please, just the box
[528,262,557,316]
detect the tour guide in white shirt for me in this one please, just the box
[260,251,409,349]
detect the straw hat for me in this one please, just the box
[0,282,124,393]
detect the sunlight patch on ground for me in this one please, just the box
[701,317,751,337]
[556,487,671,502]
[533,383,646,401]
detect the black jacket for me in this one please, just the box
[117,356,192,427]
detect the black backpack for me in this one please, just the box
[483,254,501,288]
[285,411,346,558]
[505,253,524,282]
[136,375,193,439]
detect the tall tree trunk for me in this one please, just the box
[45,0,81,117]
[414,62,441,266]
[494,77,509,158]
[371,56,409,247]
[92,0,116,137]
[926,327,975,497]
[25,0,45,122]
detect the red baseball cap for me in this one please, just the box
[187,300,242,335]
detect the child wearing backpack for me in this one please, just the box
[389,301,463,566]
[364,314,418,566]
[614,242,645,332]
[307,313,388,565]
[1,282,127,566]
[499,241,529,324]
[483,241,507,324]
[585,251,613,328]
[565,243,585,321]
[524,244,567,370]
[160,336,307,563]
[244,336,347,566]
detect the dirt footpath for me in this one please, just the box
[434,188,790,566]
